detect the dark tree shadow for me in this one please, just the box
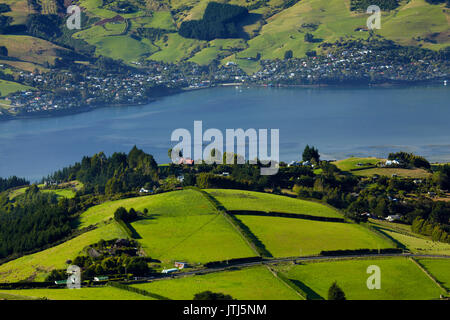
[291,279,324,300]
[237,13,263,39]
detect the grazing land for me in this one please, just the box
[351,168,432,178]
[77,189,215,228]
[0,286,152,300]
[275,257,444,300]
[206,189,342,218]
[416,258,450,292]
[332,157,383,171]
[235,215,393,257]
[0,79,34,97]
[131,266,301,300]
[131,213,255,265]
[0,221,126,282]
[371,220,450,255]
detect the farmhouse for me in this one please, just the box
[384,159,401,167]
[174,261,188,269]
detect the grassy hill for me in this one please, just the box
[0,286,153,300]
[0,79,34,97]
[0,188,389,281]
[332,157,432,178]
[0,0,448,73]
[370,219,450,255]
[205,189,342,218]
[417,258,450,292]
[0,221,126,282]
[0,187,449,299]
[76,189,257,264]
[235,215,392,257]
[275,257,445,300]
[130,266,302,300]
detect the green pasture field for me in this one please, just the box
[332,157,383,171]
[131,12,176,30]
[0,292,36,300]
[380,229,450,255]
[41,188,76,199]
[235,215,393,257]
[205,189,342,218]
[416,258,450,291]
[351,167,432,178]
[0,79,34,97]
[91,35,157,62]
[370,220,450,255]
[0,286,152,300]
[77,189,215,229]
[131,212,255,265]
[149,33,204,63]
[379,0,450,50]
[131,266,301,300]
[0,221,126,282]
[276,257,444,300]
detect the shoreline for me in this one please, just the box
[0,79,447,122]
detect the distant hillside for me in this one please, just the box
[0,0,448,74]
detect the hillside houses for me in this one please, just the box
[0,40,447,119]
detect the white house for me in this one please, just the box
[162,268,178,274]
[385,160,400,166]
[386,214,402,222]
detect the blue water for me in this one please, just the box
[0,85,449,181]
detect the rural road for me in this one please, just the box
[129,253,450,284]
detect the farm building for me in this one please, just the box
[174,262,188,269]
[162,268,178,274]
[94,276,109,282]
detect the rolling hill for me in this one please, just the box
[0,0,448,75]
[0,187,448,300]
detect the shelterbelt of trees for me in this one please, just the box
[0,146,449,264]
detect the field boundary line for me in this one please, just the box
[409,257,448,295]
[365,224,406,250]
[265,266,306,300]
[188,187,272,257]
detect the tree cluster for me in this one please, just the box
[0,176,28,192]
[388,151,431,169]
[47,146,159,195]
[0,186,73,259]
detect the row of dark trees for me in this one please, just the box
[47,146,159,195]
[0,176,28,192]
[0,186,74,259]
